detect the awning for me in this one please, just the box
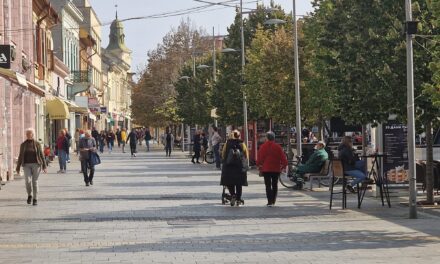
[46,98,69,120]
[64,100,88,114]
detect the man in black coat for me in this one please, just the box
[191,130,202,164]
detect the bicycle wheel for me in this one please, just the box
[279,167,297,188]
[205,151,215,164]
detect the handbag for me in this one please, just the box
[89,151,101,166]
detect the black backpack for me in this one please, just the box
[225,143,243,166]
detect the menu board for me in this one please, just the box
[382,120,409,183]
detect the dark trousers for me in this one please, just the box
[81,160,95,183]
[165,144,172,156]
[192,150,201,162]
[130,144,137,156]
[227,185,242,200]
[213,144,221,168]
[263,172,280,204]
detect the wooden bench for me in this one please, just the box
[304,159,331,190]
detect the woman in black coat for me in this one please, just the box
[220,130,249,206]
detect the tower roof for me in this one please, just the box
[106,14,131,52]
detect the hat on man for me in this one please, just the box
[317,141,326,147]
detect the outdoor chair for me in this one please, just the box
[304,159,331,190]
[329,159,360,210]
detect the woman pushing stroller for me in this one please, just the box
[220,130,249,206]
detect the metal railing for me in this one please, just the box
[70,70,90,83]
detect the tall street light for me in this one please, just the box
[240,0,249,149]
[292,0,302,158]
[405,0,417,219]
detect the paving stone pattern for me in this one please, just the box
[0,145,439,263]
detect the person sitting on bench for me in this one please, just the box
[293,141,329,189]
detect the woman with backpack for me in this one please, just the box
[220,130,249,206]
[257,131,288,207]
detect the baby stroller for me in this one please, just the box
[221,186,244,206]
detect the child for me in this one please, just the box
[44,145,52,166]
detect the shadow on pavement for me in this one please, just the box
[76,229,437,253]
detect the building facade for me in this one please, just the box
[0,0,47,180]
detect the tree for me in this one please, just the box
[413,0,440,204]
[175,61,213,126]
[313,0,407,126]
[213,2,288,126]
[131,19,210,126]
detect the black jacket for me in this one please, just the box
[127,131,137,145]
[338,144,358,171]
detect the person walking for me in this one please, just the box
[56,130,69,173]
[74,128,80,155]
[127,129,138,157]
[91,127,99,148]
[64,128,72,163]
[211,126,222,169]
[98,130,106,153]
[121,128,127,153]
[164,129,174,157]
[107,130,115,153]
[144,128,152,152]
[78,130,97,186]
[257,131,288,207]
[200,132,208,163]
[220,130,249,206]
[191,130,202,164]
[16,128,47,206]
[115,128,122,148]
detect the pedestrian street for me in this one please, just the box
[0,145,440,264]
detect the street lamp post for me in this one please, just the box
[292,0,302,158]
[240,0,249,149]
[405,0,417,219]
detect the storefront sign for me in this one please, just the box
[88,97,100,113]
[382,120,409,183]
[0,45,11,69]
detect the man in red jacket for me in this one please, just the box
[257,131,288,207]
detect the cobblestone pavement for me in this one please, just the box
[0,145,439,264]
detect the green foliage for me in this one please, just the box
[311,0,407,126]
[175,61,213,126]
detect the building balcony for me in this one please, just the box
[71,70,91,83]
[68,70,92,99]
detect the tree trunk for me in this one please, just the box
[317,118,323,141]
[425,121,434,204]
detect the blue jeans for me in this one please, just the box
[58,149,67,171]
[108,141,114,152]
[213,144,221,168]
[345,160,366,187]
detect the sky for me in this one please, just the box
[88,0,314,74]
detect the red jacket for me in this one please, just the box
[257,141,288,173]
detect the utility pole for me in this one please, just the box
[213,27,217,82]
[293,0,302,157]
[405,0,417,219]
[240,0,249,149]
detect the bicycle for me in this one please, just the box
[279,155,302,189]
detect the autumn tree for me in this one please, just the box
[131,19,210,126]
